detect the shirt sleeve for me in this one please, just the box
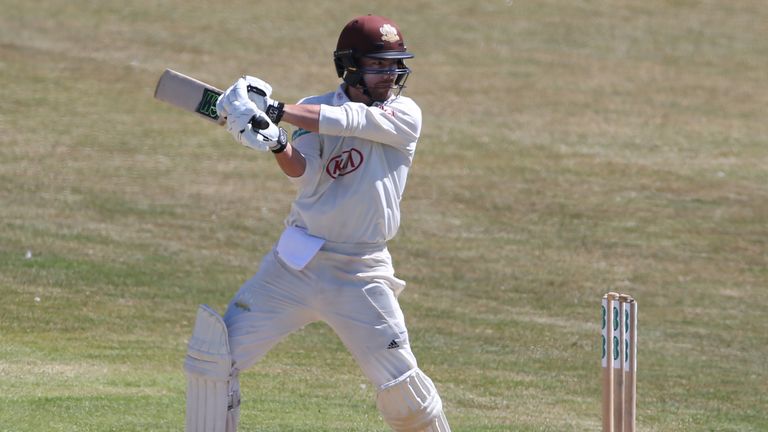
[318,100,422,156]
[286,129,323,189]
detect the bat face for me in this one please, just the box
[154,69,225,125]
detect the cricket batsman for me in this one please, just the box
[183,15,450,431]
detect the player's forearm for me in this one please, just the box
[272,104,315,177]
[273,142,306,178]
[281,104,321,132]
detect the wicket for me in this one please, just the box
[601,292,637,432]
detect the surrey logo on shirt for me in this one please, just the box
[326,148,364,179]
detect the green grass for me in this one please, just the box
[1,0,767,430]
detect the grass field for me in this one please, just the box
[1,1,767,430]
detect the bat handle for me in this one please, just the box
[250,115,270,130]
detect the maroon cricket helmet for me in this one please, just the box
[335,15,414,60]
[333,15,413,96]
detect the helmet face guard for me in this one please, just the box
[334,51,412,96]
[360,62,411,88]
[334,16,414,99]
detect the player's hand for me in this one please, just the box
[223,101,260,135]
[254,120,289,153]
[241,76,273,111]
[217,76,284,125]
[225,106,287,153]
[216,77,252,119]
[243,75,285,124]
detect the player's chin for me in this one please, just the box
[369,87,393,101]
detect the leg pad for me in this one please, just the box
[184,305,240,432]
[376,368,450,432]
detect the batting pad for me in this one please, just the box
[184,305,240,432]
[376,368,450,432]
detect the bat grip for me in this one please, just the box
[250,115,270,130]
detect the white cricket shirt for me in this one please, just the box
[284,85,422,246]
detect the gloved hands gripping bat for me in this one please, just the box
[215,77,287,153]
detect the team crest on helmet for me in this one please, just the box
[380,24,400,43]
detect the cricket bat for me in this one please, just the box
[153,69,269,129]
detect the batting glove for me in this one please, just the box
[216,76,283,128]
[225,106,287,153]
[216,78,250,117]
[243,75,285,124]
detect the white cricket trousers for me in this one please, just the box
[223,243,418,388]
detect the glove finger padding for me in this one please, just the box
[243,75,283,124]
[216,82,238,118]
[243,76,273,112]
[226,115,268,152]
[227,115,287,153]
[240,126,272,152]
[215,93,228,119]
[252,122,288,153]
[255,122,281,141]
[216,78,253,118]
[224,105,259,136]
